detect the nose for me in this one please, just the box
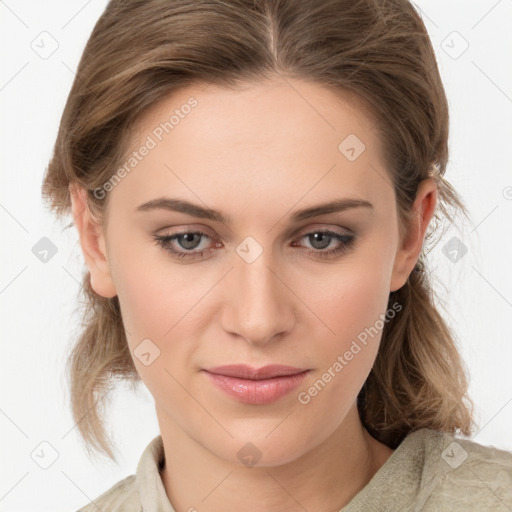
[220,248,296,347]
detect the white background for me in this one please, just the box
[1,0,511,510]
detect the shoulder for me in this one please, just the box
[76,474,141,512]
[76,435,167,512]
[419,429,512,511]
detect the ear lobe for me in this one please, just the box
[389,178,438,293]
[69,184,117,298]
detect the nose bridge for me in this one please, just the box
[222,241,293,344]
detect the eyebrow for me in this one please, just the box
[135,197,374,223]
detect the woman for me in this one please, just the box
[42,0,512,510]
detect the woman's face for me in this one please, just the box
[86,77,432,466]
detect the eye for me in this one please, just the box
[154,230,216,260]
[292,229,356,259]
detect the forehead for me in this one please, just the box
[109,78,391,218]
[131,78,381,155]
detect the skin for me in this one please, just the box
[70,77,437,511]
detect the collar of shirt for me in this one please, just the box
[136,435,176,512]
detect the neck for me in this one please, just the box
[158,404,394,512]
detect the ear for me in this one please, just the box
[69,183,117,298]
[389,178,438,293]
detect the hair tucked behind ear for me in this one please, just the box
[358,170,475,449]
[42,0,475,459]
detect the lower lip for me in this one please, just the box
[202,370,310,405]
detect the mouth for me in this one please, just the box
[203,364,310,380]
[201,365,311,404]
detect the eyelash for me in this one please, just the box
[154,229,356,261]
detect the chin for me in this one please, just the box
[208,427,316,469]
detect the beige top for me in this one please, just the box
[77,427,512,511]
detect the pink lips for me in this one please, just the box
[202,364,310,404]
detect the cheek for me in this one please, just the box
[295,264,392,418]
[301,256,393,394]
[110,234,207,338]
[311,259,391,346]
[109,239,219,390]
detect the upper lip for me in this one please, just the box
[203,364,310,380]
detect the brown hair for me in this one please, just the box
[42,0,475,461]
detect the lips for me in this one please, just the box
[201,364,311,404]
[203,364,309,380]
